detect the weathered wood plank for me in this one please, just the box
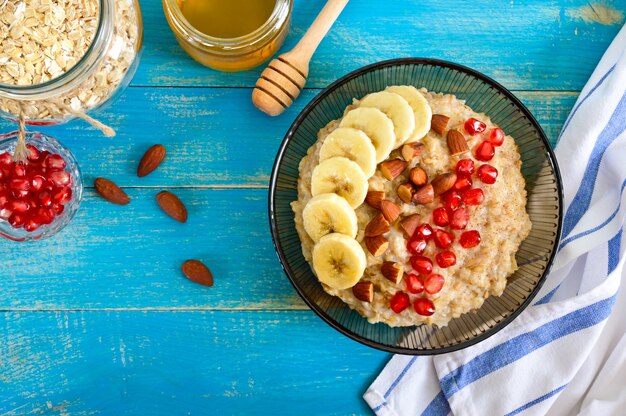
[0,88,576,188]
[0,310,387,415]
[134,0,624,90]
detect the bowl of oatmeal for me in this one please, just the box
[269,59,562,354]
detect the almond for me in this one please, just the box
[447,129,470,156]
[409,167,428,187]
[397,182,415,204]
[365,190,385,209]
[431,172,458,195]
[381,261,403,284]
[94,177,130,205]
[137,144,166,177]
[365,213,390,237]
[399,213,420,237]
[401,142,424,162]
[156,191,188,223]
[365,235,389,257]
[431,114,450,135]
[182,259,214,286]
[412,184,434,205]
[352,281,374,302]
[380,159,407,181]
[380,200,401,222]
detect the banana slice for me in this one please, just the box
[303,193,358,242]
[311,156,368,208]
[339,107,395,163]
[312,233,366,290]
[385,86,432,142]
[358,91,415,148]
[319,127,377,178]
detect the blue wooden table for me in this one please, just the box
[1,1,624,414]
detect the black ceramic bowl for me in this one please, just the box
[269,58,562,354]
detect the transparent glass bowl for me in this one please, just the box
[0,131,83,241]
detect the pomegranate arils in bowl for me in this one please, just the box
[405,273,425,294]
[433,229,453,249]
[455,158,475,175]
[414,223,433,240]
[464,117,486,135]
[424,274,445,294]
[462,188,484,205]
[414,297,435,316]
[460,230,482,248]
[436,251,457,268]
[477,164,498,184]
[475,140,495,161]
[442,190,462,211]
[452,175,472,192]
[407,237,427,255]
[390,292,410,313]
[450,207,469,230]
[411,255,433,275]
[489,128,505,146]
[433,207,449,226]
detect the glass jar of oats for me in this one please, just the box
[0,0,143,126]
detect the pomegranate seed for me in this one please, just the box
[26,144,40,161]
[450,207,469,230]
[8,199,30,214]
[0,208,13,220]
[44,154,66,171]
[456,158,475,175]
[48,170,71,188]
[12,189,30,199]
[8,213,27,228]
[0,190,9,209]
[11,163,27,177]
[436,251,457,268]
[414,223,433,240]
[38,191,53,208]
[30,175,46,192]
[452,175,472,192]
[477,164,498,184]
[462,188,485,205]
[414,297,436,316]
[411,255,433,275]
[489,128,504,146]
[475,141,495,161]
[0,152,13,167]
[460,230,481,248]
[24,219,41,232]
[51,203,64,215]
[9,178,30,192]
[390,292,410,313]
[405,273,425,294]
[52,187,72,205]
[424,274,445,294]
[442,190,462,211]
[407,237,427,255]
[464,117,486,135]
[33,207,55,225]
[433,229,453,249]
[433,207,449,226]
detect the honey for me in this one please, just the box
[177,0,277,39]
[163,0,292,72]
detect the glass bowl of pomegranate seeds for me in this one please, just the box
[0,131,83,242]
[270,58,562,354]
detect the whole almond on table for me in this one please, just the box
[365,235,389,257]
[401,142,424,162]
[352,281,374,302]
[431,172,458,195]
[365,213,390,237]
[156,191,188,223]
[94,178,130,205]
[381,261,403,284]
[365,190,385,209]
[409,167,428,186]
[447,129,470,156]
[137,144,166,177]
[182,259,214,286]
[397,182,415,204]
[431,114,450,135]
[380,200,401,222]
[380,159,407,181]
[412,183,434,205]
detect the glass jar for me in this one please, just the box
[0,0,143,125]
[162,0,292,72]
[0,131,83,242]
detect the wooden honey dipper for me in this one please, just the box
[252,0,349,116]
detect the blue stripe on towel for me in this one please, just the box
[421,391,451,416]
[383,356,417,398]
[534,285,560,305]
[439,295,617,399]
[560,64,616,136]
[562,91,626,238]
[608,228,623,274]
[504,383,569,416]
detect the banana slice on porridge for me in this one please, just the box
[303,193,358,242]
[319,127,377,178]
[385,85,432,142]
[358,91,415,147]
[311,156,368,208]
[312,233,367,290]
[339,107,395,163]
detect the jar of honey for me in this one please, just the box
[163,0,292,72]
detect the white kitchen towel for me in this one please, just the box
[364,24,626,416]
